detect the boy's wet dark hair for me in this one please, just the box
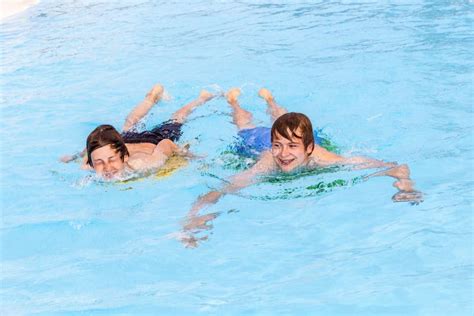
[271,112,314,151]
[86,125,129,166]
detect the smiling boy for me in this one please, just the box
[183,88,422,236]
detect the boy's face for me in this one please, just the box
[271,129,313,172]
[90,144,127,179]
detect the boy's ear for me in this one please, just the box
[306,143,314,155]
[124,154,129,163]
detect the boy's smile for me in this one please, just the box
[271,130,313,172]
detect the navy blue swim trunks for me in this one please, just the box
[122,120,183,145]
[234,126,322,157]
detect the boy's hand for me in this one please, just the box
[392,190,424,205]
[179,234,207,248]
[183,213,218,231]
[392,178,423,204]
[179,212,219,248]
[60,150,85,163]
[59,155,74,163]
[178,143,206,159]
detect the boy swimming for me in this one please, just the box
[183,88,422,237]
[61,84,215,180]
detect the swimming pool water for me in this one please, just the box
[1,1,473,315]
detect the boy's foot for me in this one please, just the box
[145,84,164,104]
[258,88,274,103]
[226,88,241,104]
[199,90,215,102]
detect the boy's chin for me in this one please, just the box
[278,159,310,173]
[278,163,299,173]
[100,172,121,180]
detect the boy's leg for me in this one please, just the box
[122,84,164,132]
[226,88,255,130]
[258,88,288,122]
[171,90,215,124]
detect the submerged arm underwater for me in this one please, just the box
[179,153,274,246]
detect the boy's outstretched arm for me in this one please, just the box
[311,145,396,169]
[60,149,93,170]
[185,152,274,224]
[60,148,86,163]
[188,170,255,217]
[312,146,422,203]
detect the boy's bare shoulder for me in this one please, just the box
[310,145,343,164]
[252,150,276,173]
[260,150,273,161]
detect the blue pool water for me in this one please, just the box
[1,1,472,315]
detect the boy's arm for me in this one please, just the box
[60,149,93,171]
[60,148,86,163]
[367,164,423,203]
[188,151,274,217]
[312,145,396,169]
[313,146,422,203]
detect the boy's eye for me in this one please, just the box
[289,144,298,148]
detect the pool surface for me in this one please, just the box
[1,1,473,315]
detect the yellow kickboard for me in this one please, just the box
[155,155,188,179]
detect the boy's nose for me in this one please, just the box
[281,146,290,156]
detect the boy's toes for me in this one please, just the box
[146,84,164,103]
[226,88,241,102]
[258,88,273,101]
[199,90,214,101]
